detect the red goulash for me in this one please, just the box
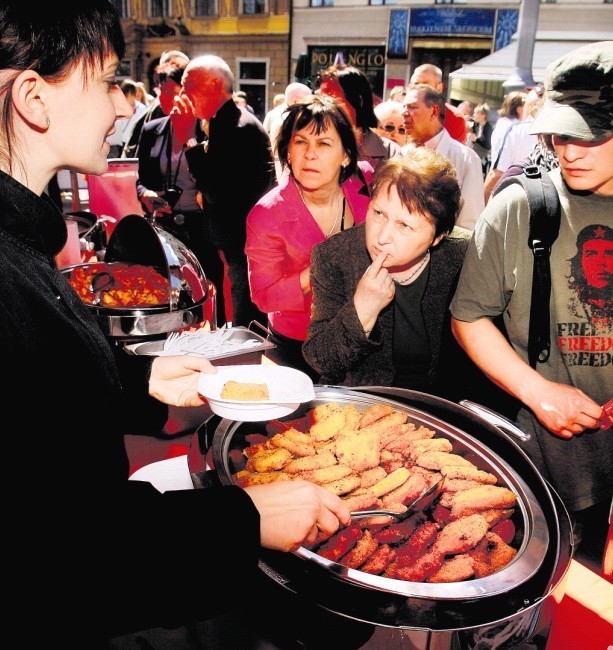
[68,263,169,307]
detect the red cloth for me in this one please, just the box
[547,560,613,649]
[444,103,469,144]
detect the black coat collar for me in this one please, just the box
[0,170,67,259]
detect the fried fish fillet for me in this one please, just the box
[313,440,336,454]
[359,404,394,429]
[359,466,388,489]
[342,488,379,512]
[395,521,440,565]
[440,466,498,485]
[234,470,291,487]
[387,548,444,582]
[380,472,427,509]
[434,514,489,555]
[270,432,316,457]
[318,525,363,562]
[339,404,362,433]
[450,485,517,519]
[299,464,353,485]
[406,438,453,460]
[309,402,342,425]
[379,423,416,449]
[385,426,435,453]
[374,513,425,545]
[416,451,476,471]
[284,451,337,474]
[427,554,475,583]
[340,529,378,569]
[280,428,313,445]
[335,428,380,472]
[441,479,485,493]
[358,412,409,439]
[246,447,292,472]
[221,380,269,400]
[243,439,272,458]
[310,409,346,441]
[468,531,518,578]
[481,508,515,528]
[361,544,396,575]
[370,467,411,498]
[321,474,362,496]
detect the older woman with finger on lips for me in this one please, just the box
[245,94,373,379]
[303,148,473,398]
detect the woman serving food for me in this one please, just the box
[0,3,349,643]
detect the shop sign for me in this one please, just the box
[307,45,386,97]
[410,8,496,37]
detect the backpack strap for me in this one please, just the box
[493,163,561,368]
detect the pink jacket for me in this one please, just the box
[245,162,373,341]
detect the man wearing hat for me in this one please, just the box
[449,42,613,550]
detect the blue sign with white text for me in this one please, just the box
[410,8,496,37]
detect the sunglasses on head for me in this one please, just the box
[383,124,406,135]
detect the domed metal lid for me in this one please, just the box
[105,214,208,312]
[64,214,211,339]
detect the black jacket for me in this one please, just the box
[0,170,260,645]
[135,115,172,200]
[304,223,473,400]
[185,99,275,251]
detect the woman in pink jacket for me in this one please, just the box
[246,94,373,378]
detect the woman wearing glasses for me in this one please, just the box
[374,100,411,153]
[303,148,472,398]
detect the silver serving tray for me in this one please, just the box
[210,386,550,601]
[124,326,275,365]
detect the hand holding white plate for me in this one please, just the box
[197,364,315,421]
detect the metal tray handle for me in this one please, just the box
[459,400,531,442]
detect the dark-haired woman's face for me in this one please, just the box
[48,55,131,175]
[288,121,349,192]
[158,79,182,115]
[319,77,356,128]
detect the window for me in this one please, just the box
[111,0,130,17]
[150,0,171,17]
[310,0,333,6]
[194,0,217,15]
[242,0,266,13]
[370,0,396,5]
[237,59,269,121]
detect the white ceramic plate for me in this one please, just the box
[197,364,315,421]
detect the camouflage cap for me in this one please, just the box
[530,41,613,141]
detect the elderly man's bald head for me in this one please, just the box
[284,82,311,106]
[182,55,235,120]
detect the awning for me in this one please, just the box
[448,31,613,106]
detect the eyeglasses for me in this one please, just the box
[383,124,406,135]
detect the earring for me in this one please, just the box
[44,116,50,128]
[342,162,347,169]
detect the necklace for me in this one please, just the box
[392,251,430,285]
[297,183,344,238]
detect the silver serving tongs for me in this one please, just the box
[90,271,114,306]
[350,476,445,522]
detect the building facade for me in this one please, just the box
[114,0,290,120]
[113,0,612,117]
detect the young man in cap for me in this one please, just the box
[450,41,613,548]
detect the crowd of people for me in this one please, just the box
[0,0,610,643]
